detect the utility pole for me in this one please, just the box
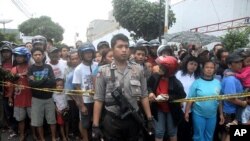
[158,0,163,43]
[164,0,169,35]
[0,19,13,33]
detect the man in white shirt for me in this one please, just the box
[72,42,97,141]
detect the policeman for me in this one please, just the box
[92,33,154,141]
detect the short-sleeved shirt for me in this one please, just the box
[188,77,221,118]
[11,65,32,107]
[64,67,74,100]
[47,60,67,79]
[241,105,250,124]
[94,61,147,115]
[175,70,196,112]
[221,70,244,114]
[72,62,98,103]
[53,92,68,111]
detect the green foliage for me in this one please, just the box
[0,31,22,44]
[18,16,64,42]
[221,27,250,52]
[112,0,176,41]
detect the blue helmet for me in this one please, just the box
[13,46,31,62]
[78,42,95,53]
[78,42,95,60]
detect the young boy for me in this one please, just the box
[53,78,68,141]
[8,46,32,141]
[133,45,151,79]
[28,47,56,141]
[72,42,98,141]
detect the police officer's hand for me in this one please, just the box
[92,125,103,141]
[147,117,155,135]
[148,93,156,102]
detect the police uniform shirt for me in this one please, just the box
[94,61,148,115]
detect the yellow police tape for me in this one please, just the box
[173,92,250,103]
[0,81,94,96]
[1,81,250,102]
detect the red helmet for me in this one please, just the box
[155,56,178,76]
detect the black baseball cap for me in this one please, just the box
[226,53,244,64]
[48,47,59,53]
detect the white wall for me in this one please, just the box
[169,0,250,36]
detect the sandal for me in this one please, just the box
[8,132,17,140]
[226,120,238,128]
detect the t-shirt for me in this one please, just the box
[72,62,98,103]
[175,70,196,112]
[156,78,169,112]
[235,66,250,88]
[11,65,32,107]
[241,105,250,124]
[188,78,221,118]
[2,61,13,97]
[64,66,75,100]
[47,60,67,79]
[221,70,244,114]
[28,64,56,99]
[53,92,68,111]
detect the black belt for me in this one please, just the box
[106,110,122,119]
[105,101,118,107]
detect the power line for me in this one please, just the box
[11,0,32,18]
[210,0,220,22]
[15,0,32,17]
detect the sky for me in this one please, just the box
[0,0,113,45]
[0,0,178,46]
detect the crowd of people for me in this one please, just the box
[0,33,250,141]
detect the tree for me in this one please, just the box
[0,31,22,44]
[112,0,176,41]
[18,16,64,42]
[221,27,250,52]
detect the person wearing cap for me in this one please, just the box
[147,40,160,67]
[47,47,67,79]
[97,41,110,54]
[221,53,248,141]
[0,42,18,139]
[72,42,98,141]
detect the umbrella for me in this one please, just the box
[164,31,221,46]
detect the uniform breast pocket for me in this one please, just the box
[130,80,142,97]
